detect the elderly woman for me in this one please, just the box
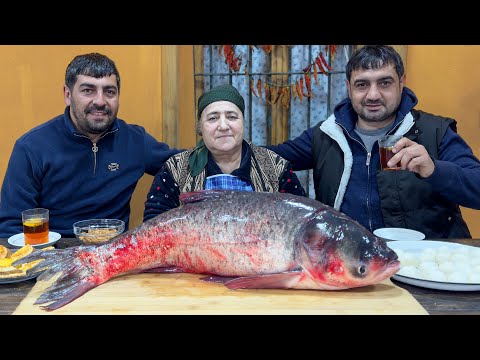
[143,84,306,221]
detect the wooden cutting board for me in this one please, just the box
[13,273,427,315]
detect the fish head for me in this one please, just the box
[294,208,400,289]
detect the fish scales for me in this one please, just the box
[13,190,400,311]
[125,191,311,275]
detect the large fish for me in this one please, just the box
[15,190,400,311]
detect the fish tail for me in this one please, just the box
[14,247,100,311]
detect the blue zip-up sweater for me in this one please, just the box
[0,107,180,238]
[268,87,480,233]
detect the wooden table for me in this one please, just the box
[1,237,479,315]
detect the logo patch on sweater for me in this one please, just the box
[108,163,120,171]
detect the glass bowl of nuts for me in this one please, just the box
[73,219,125,245]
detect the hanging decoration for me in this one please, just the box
[218,45,338,109]
[218,45,242,73]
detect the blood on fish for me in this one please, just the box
[13,190,400,311]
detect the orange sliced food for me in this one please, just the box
[10,244,34,262]
[0,244,8,259]
[0,265,20,272]
[0,258,13,267]
[0,265,26,278]
[16,259,44,272]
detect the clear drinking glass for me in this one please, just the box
[378,135,402,170]
[22,208,49,245]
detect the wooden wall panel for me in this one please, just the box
[193,45,205,144]
[178,45,196,149]
[406,45,480,238]
[161,46,179,147]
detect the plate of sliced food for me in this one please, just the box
[388,240,480,291]
[0,244,53,284]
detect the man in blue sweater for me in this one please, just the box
[0,53,179,238]
[268,45,480,239]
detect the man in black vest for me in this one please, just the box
[268,45,480,239]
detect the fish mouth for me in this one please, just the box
[374,259,401,283]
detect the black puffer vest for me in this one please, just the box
[311,109,471,239]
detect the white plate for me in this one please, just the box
[387,240,480,291]
[7,231,61,249]
[374,228,425,241]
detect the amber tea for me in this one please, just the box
[21,208,49,245]
[379,146,400,170]
[378,135,402,171]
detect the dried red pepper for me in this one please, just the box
[320,52,333,71]
[232,55,242,72]
[296,80,303,104]
[302,64,312,73]
[291,83,298,102]
[330,45,337,63]
[250,78,258,98]
[299,77,308,97]
[313,62,319,85]
[262,45,273,54]
[222,45,242,73]
[224,45,233,60]
[281,87,290,109]
[264,82,271,105]
[274,86,283,104]
[304,73,312,97]
[270,85,277,104]
[315,55,327,75]
[257,79,262,100]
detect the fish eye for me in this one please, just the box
[358,265,366,276]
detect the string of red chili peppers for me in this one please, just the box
[246,47,337,109]
[218,45,273,73]
[218,45,243,73]
[217,45,337,109]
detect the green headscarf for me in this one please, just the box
[197,84,245,120]
[188,138,208,177]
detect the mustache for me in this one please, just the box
[362,100,384,106]
[86,105,112,115]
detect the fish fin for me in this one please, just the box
[180,189,231,204]
[13,246,101,311]
[35,281,95,311]
[199,275,239,283]
[224,271,303,290]
[143,266,185,274]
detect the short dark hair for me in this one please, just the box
[346,45,404,82]
[65,53,121,93]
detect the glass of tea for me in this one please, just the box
[378,135,402,170]
[21,208,49,245]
